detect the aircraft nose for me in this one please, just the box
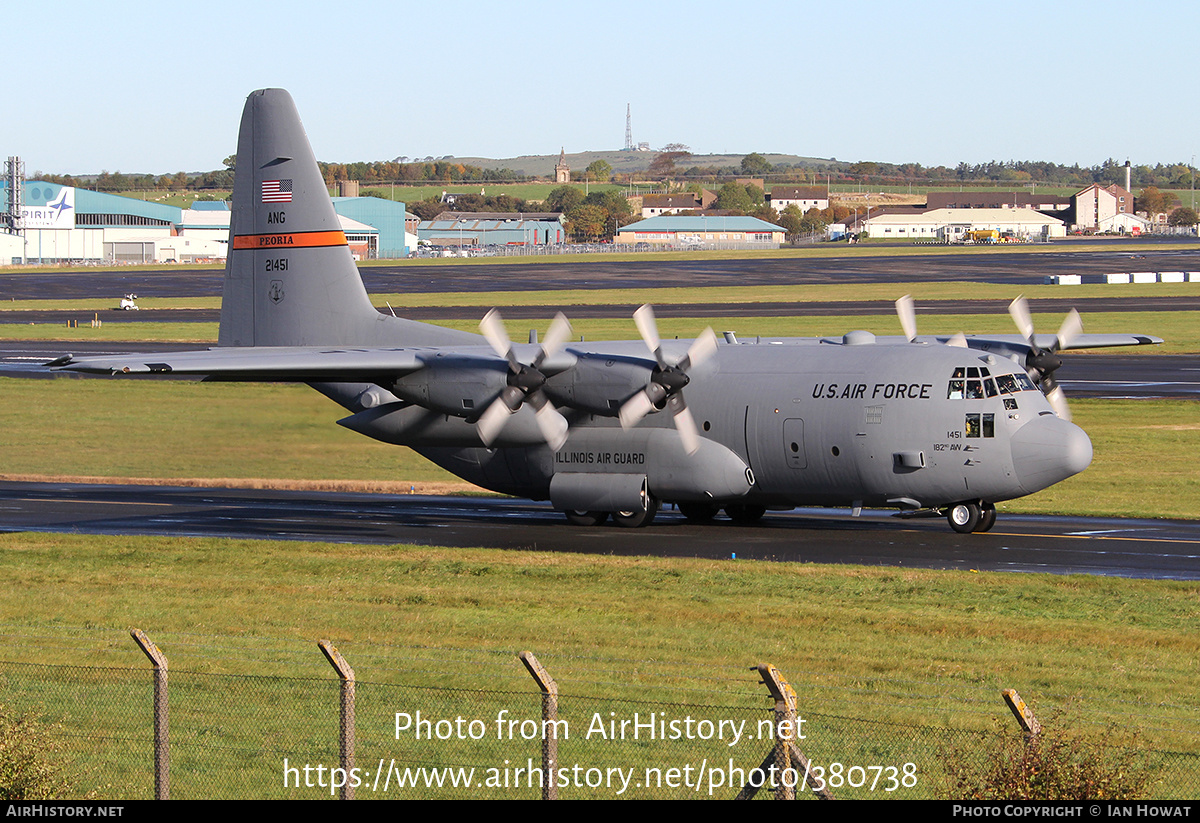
[1009,414,1093,494]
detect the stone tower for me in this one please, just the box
[554,149,570,184]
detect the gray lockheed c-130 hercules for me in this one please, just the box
[49,89,1163,532]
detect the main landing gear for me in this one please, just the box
[946,501,996,534]
[563,497,660,528]
[564,498,769,528]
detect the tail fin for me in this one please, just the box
[218,89,474,348]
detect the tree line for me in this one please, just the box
[27,151,1195,194]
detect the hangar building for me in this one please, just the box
[418,212,566,247]
[0,182,412,264]
[615,215,786,247]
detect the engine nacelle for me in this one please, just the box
[543,352,653,416]
[390,354,509,418]
[338,401,549,447]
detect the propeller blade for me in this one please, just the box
[476,396,515,446]
[668,394,700,455]
[1056,308,1083,350]
[1008,295,1036,347]
[480,309,516,367]
[1044,381,1071,421]
[633,304,666,367]
[619,389,657,430]
[680,327,719,371]
[540,312,572,360]
[533,399,569,451]
[896,294,918,342]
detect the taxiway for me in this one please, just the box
[1,481,1196,580]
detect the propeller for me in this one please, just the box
[618,304,718,455]
[476,309,572,450]
[1007,295,1082,420]
[895,294,918,342]
[895,294,968,347]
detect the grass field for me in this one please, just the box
[0,532,1196,798]
[353,182,627,203]
[3,532,1196,718]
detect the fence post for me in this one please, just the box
[736,663,834,800]
[1002,688,1042,736]
[130,628,168,800]
[319,640,356,800]
[758,663,798,800]
[518,651,559,800]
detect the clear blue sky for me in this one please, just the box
[5,0,1197,176]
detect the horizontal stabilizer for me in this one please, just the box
[49,346,434,380]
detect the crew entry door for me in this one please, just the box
[783,418,807,469]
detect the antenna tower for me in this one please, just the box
[4,157,23,236]
[624,104,633,152]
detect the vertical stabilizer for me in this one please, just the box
[218,89,474,348]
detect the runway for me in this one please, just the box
[1,481,1196,580]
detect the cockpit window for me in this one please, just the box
[975,370,1038,398]
[966,413,996,438]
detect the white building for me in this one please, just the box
[1073,183,1149,234]
[767,186,829,213]
[860,207,1066,241]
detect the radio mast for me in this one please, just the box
[3,156,23,235]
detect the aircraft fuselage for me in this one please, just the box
[336,334,1091,517]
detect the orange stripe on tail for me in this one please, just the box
[232,230,347,250]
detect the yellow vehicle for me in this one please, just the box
[966,229,999,243]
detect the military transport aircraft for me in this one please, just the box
[48,89,1163,532]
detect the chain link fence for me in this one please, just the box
[1,639,1195,800]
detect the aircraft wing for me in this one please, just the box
[1055,333,1164,350]
[47,346,436,380]
[938,332,1163,353]
[800,332,1164,352]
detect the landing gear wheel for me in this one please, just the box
[947,502,981,534]
[725,503,766,523]
[563,510,608,527]
[612,497,659,528]
[678,501,720,522]
[976,503,997,533]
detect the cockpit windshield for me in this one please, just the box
[948,367,1036,400]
